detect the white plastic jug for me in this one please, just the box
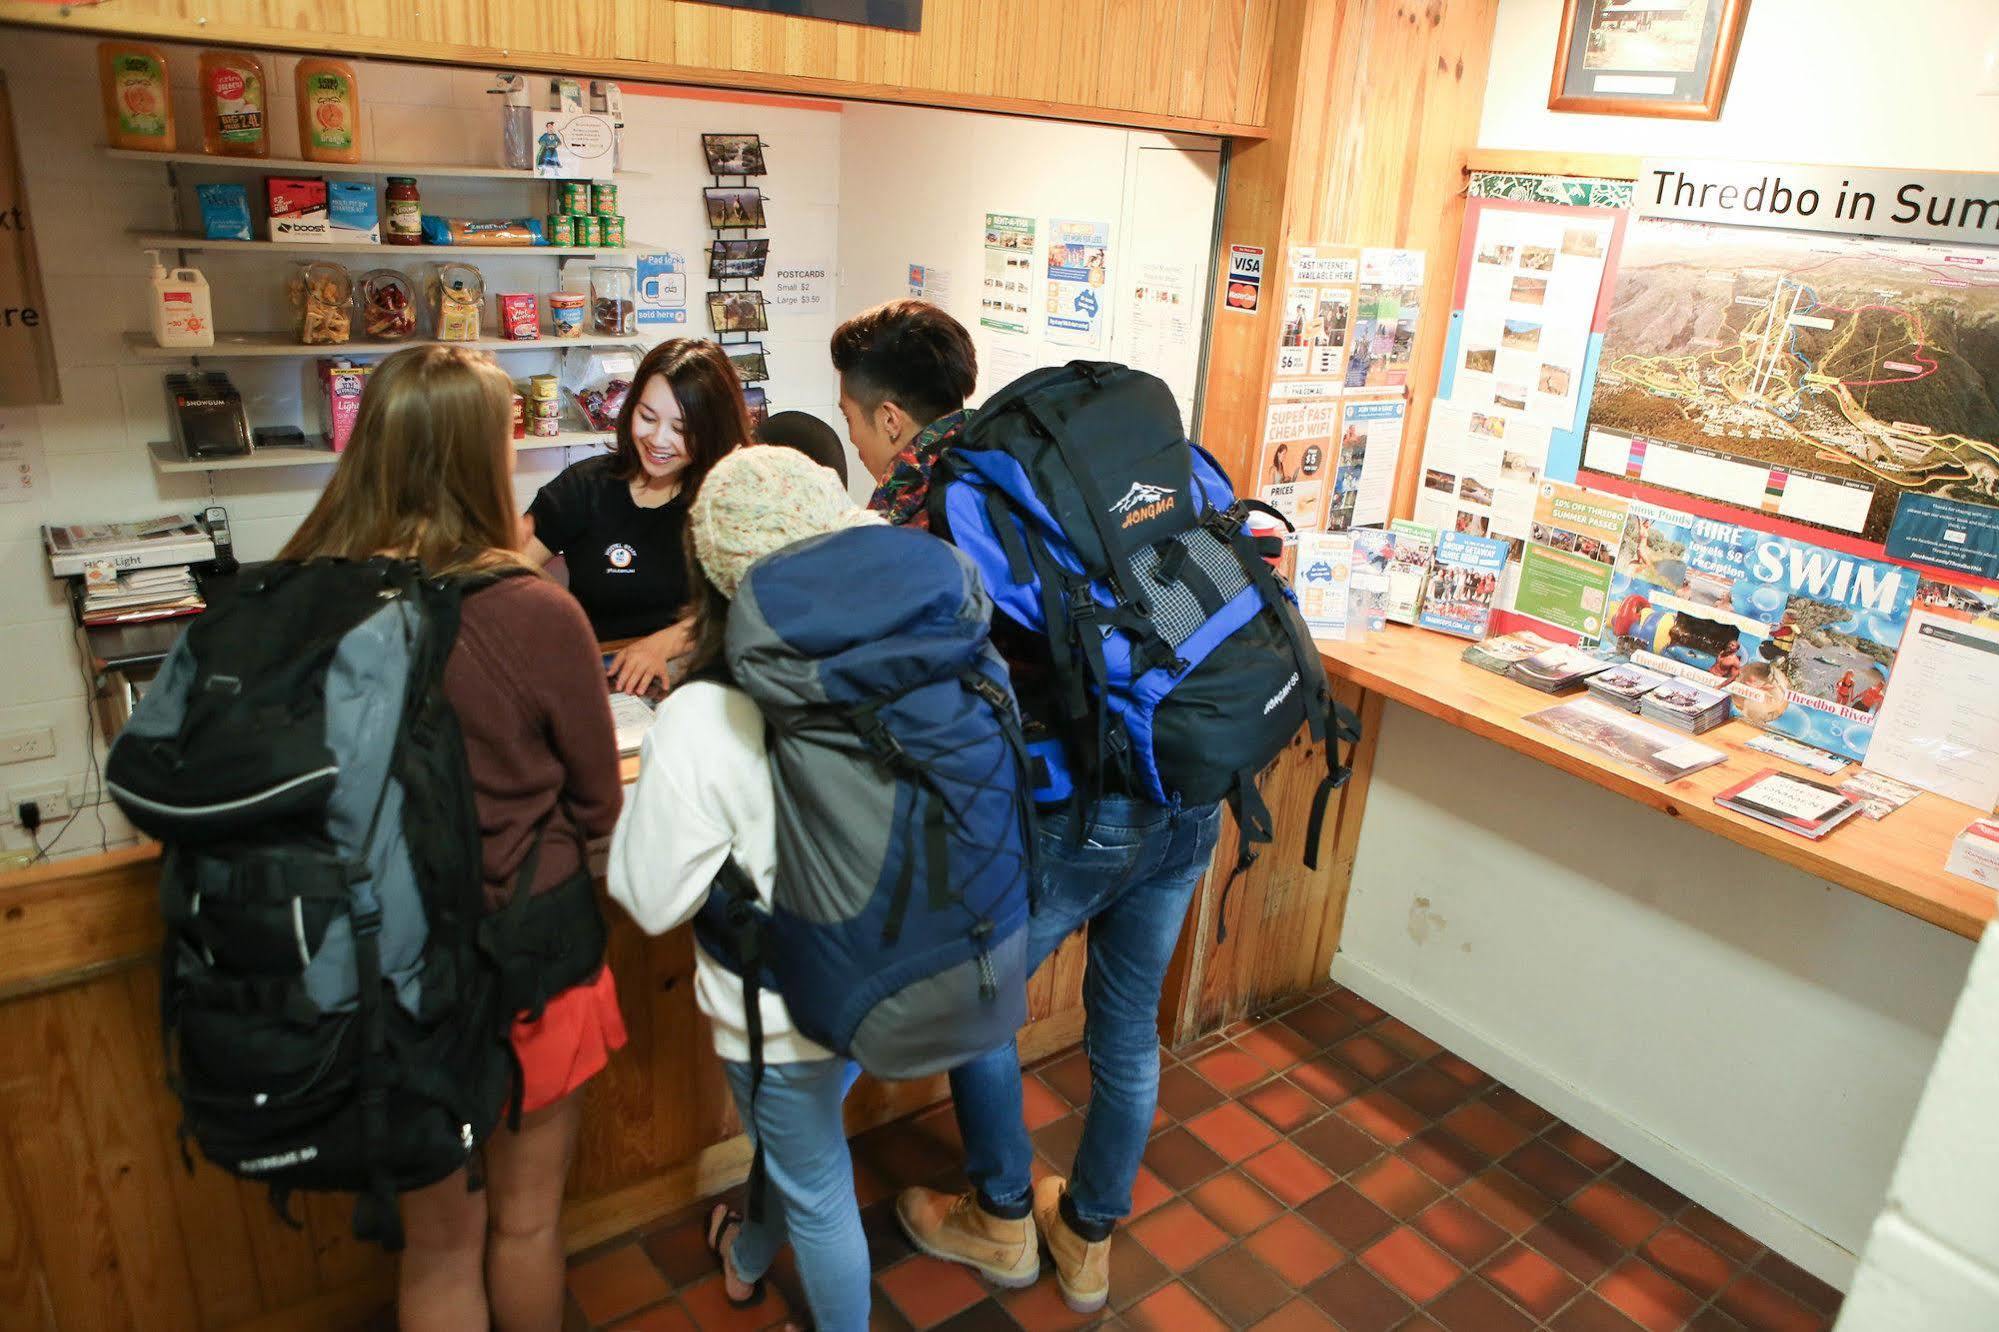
[147,250,214,348]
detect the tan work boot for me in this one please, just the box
[1033,1175,1112,1314]
[896,1185,1040,1288]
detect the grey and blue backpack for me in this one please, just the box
[930,361,1363,935]
[105,558,603,1250]
[690,523,1034,1218]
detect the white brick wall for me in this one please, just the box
[1838,925,1999,1330]
[0,32,845,859]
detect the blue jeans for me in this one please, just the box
[948,796,1223,1231]
[722,1057,870,1332]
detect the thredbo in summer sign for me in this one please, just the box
[688,0,921,31]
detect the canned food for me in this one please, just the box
[547,213,575,248]
[530,413,561,438]
[528,373,560,401]
[592,182,618,216]
[573,214,601,248]
[557,181,591,216]
[548,291,586,337]
[600,214,625,249]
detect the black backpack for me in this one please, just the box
[930,362,1362,934]
[106,558,603,1250]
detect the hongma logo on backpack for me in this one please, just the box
[929,361,1362,937]
[106,558,585,1251]
[689,524,1035,1218]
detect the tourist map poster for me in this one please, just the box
[1580,219,1999,559]
[1603,498,1916,760]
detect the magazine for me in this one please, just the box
[1714,769,1862,840]
[1418,531,1509,640]
[1523,699,1727,782]
[46,512,214,577]
[1352,521,1434,626]
[1584,662,1670,713]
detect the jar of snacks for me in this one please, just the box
[289,260,353,345]
[355,269,417,341]
[430,262,485,342]
[548,291,586,338]
[590,265,636,336]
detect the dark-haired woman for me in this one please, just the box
[523,339,752,694]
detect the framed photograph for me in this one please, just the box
[1549,0,1750,120]
[709,237,771,280]
[727,344,770,384]
[701,132,769,177]
[744,386,770,430]
[708,289,769,335]
[703,187,767,230]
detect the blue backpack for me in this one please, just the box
[930,362,1361,933]
[691,523,1033,1216]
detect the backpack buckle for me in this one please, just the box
[856,716,909,768]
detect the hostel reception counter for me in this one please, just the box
[0,750,1097,1332]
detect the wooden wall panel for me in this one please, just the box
[1173,0,1500,1034]
[0,0,1279,137]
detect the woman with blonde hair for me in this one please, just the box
[281,345,625,1332]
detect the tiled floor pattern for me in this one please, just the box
[561,984,1843,1331]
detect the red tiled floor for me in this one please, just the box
[563,983,1840,1332]
[1243,1140,1336,1207]
[1483,1243,1583,1320]
[1361,1226,1463,1304]
[1186,1101,1282,1163]
[1129,1198,1230,1272]
[1246,1213,1346,1289]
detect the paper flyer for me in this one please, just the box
[1327,395,1406,533]
[1273,246,1360,394]
[1861,612,1999,807]
[1295,531,1355,640]
[1122,260,1196,418]
[980,212,1036,335]
[1514,481,1628,641]
[635,252,688,327]
[1412,398,1548,553]
[1454,209,1613,429]
[907,263,953,306]
[1419,530,1509,640]
[1045,218,1110,348]
[0,410,43,504]
[1347,247,1424,389]
[1258,397,1336,530]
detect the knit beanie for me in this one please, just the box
[690,444,882,599]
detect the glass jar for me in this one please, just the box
[590,265,636,336]
[355,269,417,341]
[430,262,485,342]
[385,177,422,246]
[289,261,353,345]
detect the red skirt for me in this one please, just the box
[509,964,627,1114]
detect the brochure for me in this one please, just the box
[1295,531,1355,641]
[1418,531,1509,640]
[1507,645,1611,694]
[1838,770,1923,821]
[1462,629,1558,676]
[1742,733,1850,777]
[1945,818,1999,890]
[608,692,658,757]
[1584,662,1670,713]
[1638,679,1733,735]
[1352,522,1433,626]
[1523,699,1728,782]
[1714,769,1862,840]
[1514,482,1627,642]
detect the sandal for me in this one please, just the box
[705,1201,766,1309]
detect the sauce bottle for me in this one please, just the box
[384,177,423,245]
[198,50,268,158]
[98,41,175,152]
[294,58,363,164]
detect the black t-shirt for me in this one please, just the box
[526,454,689,641]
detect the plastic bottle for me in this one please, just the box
[492,74,533,170]
[294,58,362,164]
[198,50,268,157]
[98,41,175,152]
[146,250,214,348]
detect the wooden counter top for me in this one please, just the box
[1318,625,1997,941]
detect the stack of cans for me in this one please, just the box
[548,180,625,252]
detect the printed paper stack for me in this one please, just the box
[1461,629,1556,676]
[1507,645,1612,694]
[1584,661,1670,713]
[1714,770,1863,840]
[79,565,205,626]
[1639,679,1732,734]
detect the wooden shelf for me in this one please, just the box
[104,146,646,180]
[147,433,611,473]
[124,331,639,360]
[133,231,646,259]
[1319,624,1997,940]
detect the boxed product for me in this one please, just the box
[266,175,329,242]
[196,183,253,241]
[498,292,540,340]
[318,358,372,451]
[327,180,380,244]
[163,372,251,460]
[1945,818,1999,890]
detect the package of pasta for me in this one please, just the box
[288,261,353,345]
[417,215,548,247]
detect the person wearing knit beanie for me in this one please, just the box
[689,444,882,600]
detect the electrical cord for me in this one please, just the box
[26,626,115,865]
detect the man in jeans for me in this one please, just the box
[831,300,1224,1314]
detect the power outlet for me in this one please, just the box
[0,727,55,766]
[7,782,70,828]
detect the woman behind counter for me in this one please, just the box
[523,339,753,694]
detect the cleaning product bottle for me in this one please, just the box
[146,250,214,348]
[98,41,176,152]
[198,50,269,158]
[294,57,362,164]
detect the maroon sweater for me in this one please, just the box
[444,575,623,913]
